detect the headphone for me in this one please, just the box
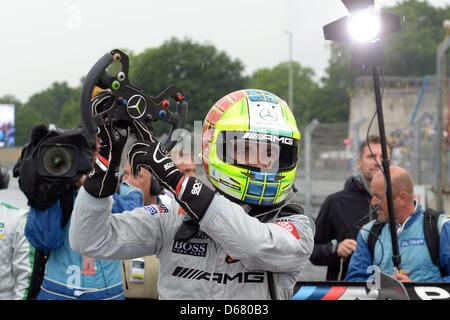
[150,175,163,196]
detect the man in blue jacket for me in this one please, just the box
[24,179,142,300]
[346,166,450,282]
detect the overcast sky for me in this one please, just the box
[2,0,449,102]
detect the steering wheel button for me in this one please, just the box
[162,99,170,109]
[112,80,120,90]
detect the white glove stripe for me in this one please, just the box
[166,168,179,177]
[92,93,111,115]
[153,142,170,164]
[130,142,151,149]
[127,142,149,164]
[133,120,156,143]
[129,150,148,175]
[177,197,200,221]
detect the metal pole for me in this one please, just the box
[285,31,294,111]
[372,65,401,270]
[304,119,319,216]
[435,35,450,211]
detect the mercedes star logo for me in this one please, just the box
[127,95,147,119]
[259,108,278,121]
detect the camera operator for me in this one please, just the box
[0,167,33,299]
[13,93,144,299]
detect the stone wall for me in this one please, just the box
[349,76,438,141]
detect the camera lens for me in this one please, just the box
[42,146,73,176]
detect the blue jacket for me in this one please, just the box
[25,183,143,300]
[346,205,450,282]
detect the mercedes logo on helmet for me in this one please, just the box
[127,95,147,119]
[259,108,278,121]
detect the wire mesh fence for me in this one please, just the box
[294,122,352,219]
[296,117,450,220]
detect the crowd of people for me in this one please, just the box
[0,87,449,300]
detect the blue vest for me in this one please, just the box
[361,206,443,282]
[26,183,143,300]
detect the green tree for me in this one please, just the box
[0,95,21,106]
[59,86,82,129]
[248,62,319,126]
[15,82,80,145]
[15,107,47,146]
[129,38,246,131]
[25,82,73,120]
[383,0,450,76]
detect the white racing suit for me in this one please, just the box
[0,201,33,300]
[69,188,315,299]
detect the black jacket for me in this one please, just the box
[309,176,373,281]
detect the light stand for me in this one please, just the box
[323,0,402,270]
[372,64,401,268]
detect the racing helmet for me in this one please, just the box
[201,89,301,206]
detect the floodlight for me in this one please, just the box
[323,3,400,68]
[323,0,403,271]
[348,9,381,43]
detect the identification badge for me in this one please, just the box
[81,256,96,275]
[0,223,5,239]
[129,258,145,283]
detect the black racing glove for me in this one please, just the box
[83,91,128,198]
[128,135,215,222]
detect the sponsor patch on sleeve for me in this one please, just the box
[157,204,169,213]
[144,204,169,215]
[273,220,300,240]
[144,205,158,215]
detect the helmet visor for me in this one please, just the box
[217,131,298,172]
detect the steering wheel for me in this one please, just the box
[80,49,187,152]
